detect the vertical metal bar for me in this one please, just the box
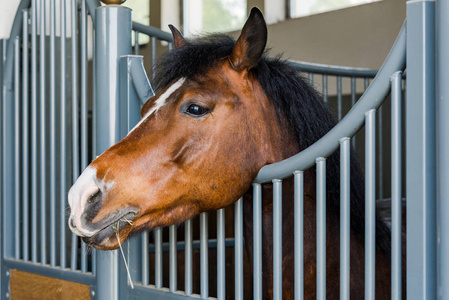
[155,228,163,288]
[39,0,47,265]
[308,73,313,86]
[436,0,449,297]
[351,77,356,148]
[59,0,67,270]
[364,78,369,90]
[49,0,56,268]
[80,0,88,273]
[316,157,326,300]
[391,71,402,300]
[273,179,282,300]
[217,208,225,300]
[31,0,38,264]
[340,138,350,300]
[337,75,342,120]
[253,183,262,300]
[95,6,132,298]
[70,0,79,271]
[151,36,157,80]
[141,231,149,285]
[169,225,177,292]
[200,212,209,299]
[378,105,383,200]
[322,74,328,104]
[365,109,376,300]
[14,37,21,261]
[406,2,436,299]
[234,197,243,300]
[134,31,140,54]
[185,219,193,295]
[22,9,29,262]
[294,171,304,300]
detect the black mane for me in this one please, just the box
[154,34,391,253]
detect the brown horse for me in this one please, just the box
[68,8,393,299]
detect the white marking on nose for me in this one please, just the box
[68,166,102,237]
[128,77,186,135]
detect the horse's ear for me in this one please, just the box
[169,25,187,48]
[229,7,267,72]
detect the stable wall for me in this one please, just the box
[236,0,406,69]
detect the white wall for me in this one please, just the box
[0,0,21,39]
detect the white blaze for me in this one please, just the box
[128,77,186,135]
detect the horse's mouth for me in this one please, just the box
[80,212,137,250]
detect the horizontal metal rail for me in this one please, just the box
[287,60,377,77]
[254,23,406,183]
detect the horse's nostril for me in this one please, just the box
[70,217,76,228]
[83,190,104,222]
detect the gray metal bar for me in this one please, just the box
[169,225,177,292]
[59,0,67,269]
[70,0,79,271]
[294,171,304,300]
[22,8,29,262]
[365,109,376,300]
[128,56,154,106]
[141,231,149,285]
[436,0,449,297]
[273,179,282,300]
[133,22,173,42]
[234,198,243,300]
[80,0,88,274]
[340,138,350,300]
[322,74,328,104]
[254,24,406,184]
[337,75,342,120]
[217,208,225,300]
[364,78,369,90]
[94,5,132,298]
[287,59,377,77]
[308,73,313,86]
[39,0,47,265]
[149,238,237,253]
[316,157,326,300]
[155,228,163,288]
[184,218,193,295]
[31,0,38,264]
[49,0,56,268]
[351,77,356,148]
[151,37,157,80]
[200,212,209,298]
[406,1,437,299]
[378,105,383,200]
[234,197,243,300]
[134,31,140,54]
[14,37,20,261]
[253,183,262,300]
[390,71,402,300]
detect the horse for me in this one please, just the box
[68,8,394,299]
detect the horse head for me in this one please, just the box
[68,8,297,250]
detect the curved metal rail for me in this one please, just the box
[254,23,406,183]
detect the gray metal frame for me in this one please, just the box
[1,0,449,299]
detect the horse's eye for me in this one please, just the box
[186,104,209,117]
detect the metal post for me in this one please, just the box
[94,5,132,300]
[406,1,437,299]
[436,0,449,298]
